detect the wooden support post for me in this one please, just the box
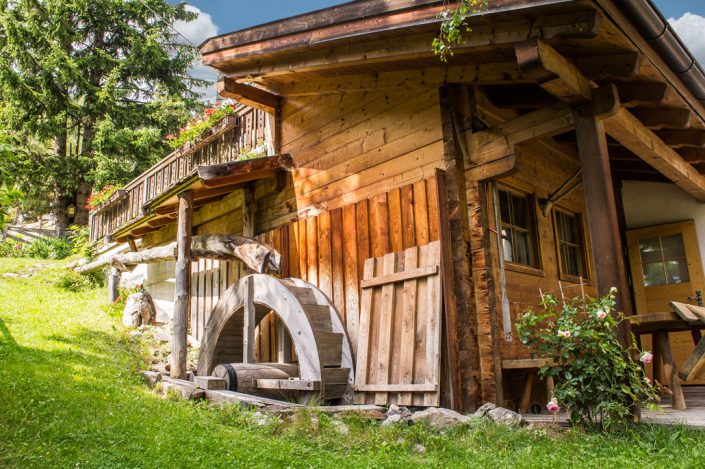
[127,237,138,252]
[438,85,480,411]
[574,107,632,346]
[242,186,255,239]
[108,267,120,303]
[243,276,256,364]
[655,331,686,410]
[652,334,663,386]
[171,191,192,380]
[519,373,534,414]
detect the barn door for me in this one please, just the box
[354,241,442,406]
[627,220,705,382]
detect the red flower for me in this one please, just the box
[166,134,176,140]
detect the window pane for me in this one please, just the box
[514,230,533,266]
[502,229,514,263]
[639,237,663,264]
[643,262,667,287]
[665,259,690,284]
[561,244,581,277]
[661,234,686,260]
[499,191,511,224]
[558,212,579,244]
[511,194,530,229]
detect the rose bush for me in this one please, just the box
[516,290,659,430]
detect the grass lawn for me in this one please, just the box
[0,257,704,468]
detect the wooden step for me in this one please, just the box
[288,286,319,305]
[303,304,332,332]
[322,367,351,385]
[315,332,343,367]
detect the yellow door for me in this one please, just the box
[627,220,705,383]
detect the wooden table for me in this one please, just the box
[629,307,705,411]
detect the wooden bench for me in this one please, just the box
[502,358,554,414]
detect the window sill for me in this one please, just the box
[558,274,592,286]
[505,262,545,277]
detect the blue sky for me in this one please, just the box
[175,1,705,100]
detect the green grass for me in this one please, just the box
[0,258,704,468]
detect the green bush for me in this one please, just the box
[0,239,29,257]
[26,237,72,260]
[516,290,659,431]
[55,270,104,292]
[68,225,92,258]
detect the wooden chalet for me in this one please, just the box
[89,0,705,412]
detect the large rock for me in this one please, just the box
[122,290,156,328]
[487,407,525,427]
[473,402,497,418]
[386,404,412,422]
[411,407,472,429]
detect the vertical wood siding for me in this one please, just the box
[187,178,441,359]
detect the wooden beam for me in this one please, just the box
[574,107,632,343]
[572,53,641,81]
[655,129,705,148]
[604,110,705,202]
[172,191,192,380]
[630,108,692,130]
[218,78,281,115]
[464,103,574,167]
[197,154,293,186]
[678,148,705,163]
[516,38,592,105]
[615,81,669,107]
[75,235,281,274]
[516,38,705,202]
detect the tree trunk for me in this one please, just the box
[53,134,70,237]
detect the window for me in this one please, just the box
[553,209,588,280]
[498,188,540,268]
[638,234,690,287]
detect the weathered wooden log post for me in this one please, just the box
[108,267,121,303]
[171,191,193,379]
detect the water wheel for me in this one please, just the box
[196,274,354,402]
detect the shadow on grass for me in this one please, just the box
[0,317,18,348]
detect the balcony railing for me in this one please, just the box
[90,105,269,242]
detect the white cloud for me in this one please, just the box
[173,5,219,101]
[173,5,218,46]
[669,12,705,68]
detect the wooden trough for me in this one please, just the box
[197,274,355,403]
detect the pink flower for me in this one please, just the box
[564,330,571,338]
[597,310,607,319]
[640,351,653,364]
[645,376,651,385]
[546,398,560,414]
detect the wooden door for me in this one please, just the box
[627,220,705,382]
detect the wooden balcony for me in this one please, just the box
[90,105,270,242]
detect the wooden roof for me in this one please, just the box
[199,0,705,197]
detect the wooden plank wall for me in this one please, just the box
[184,179,442,358]
[254,86,444,232]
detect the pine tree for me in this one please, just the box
[0,0,204,234]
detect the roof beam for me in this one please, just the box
[465,103,575,166]
[218,78,281,115]
[655,129,705,148]
[515,38,705,202]
[629,108,692,130]
[615,81,669,107]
